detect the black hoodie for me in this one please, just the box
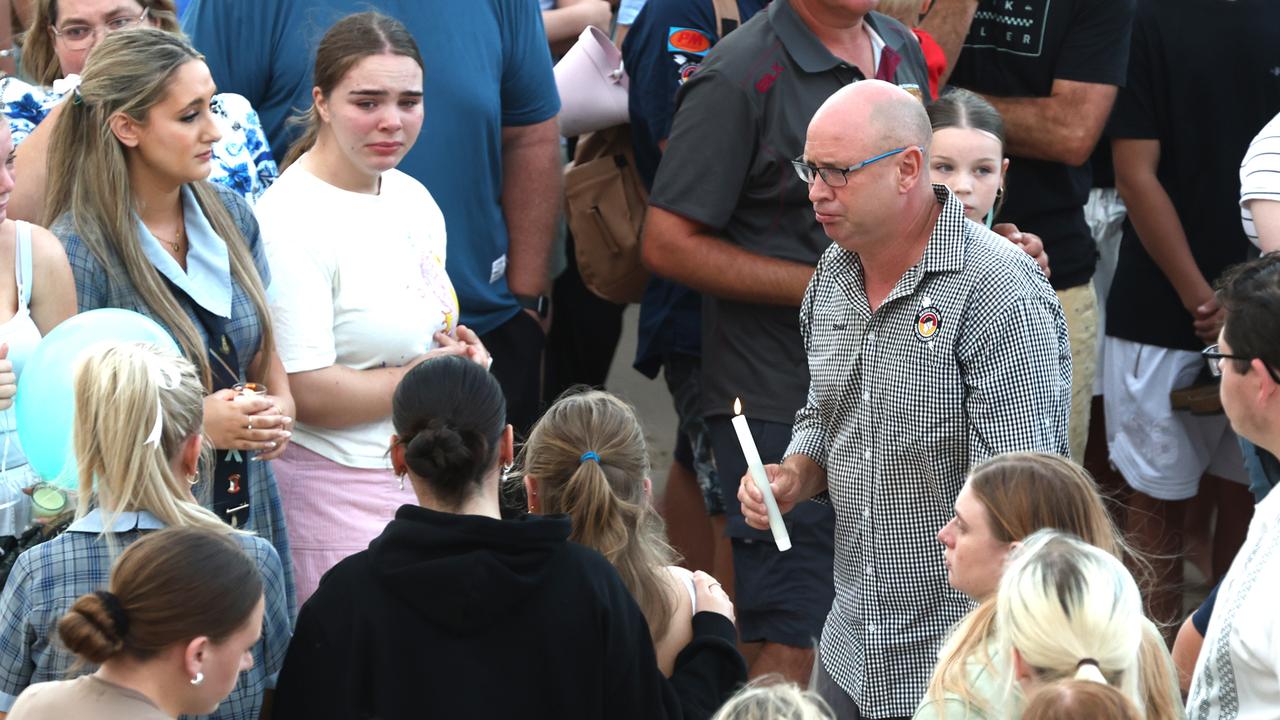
[272,505,745,719]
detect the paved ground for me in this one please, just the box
[603,305,676,496]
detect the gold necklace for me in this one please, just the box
[159,221,184,255]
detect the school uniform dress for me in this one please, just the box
[0,510,291,720]
[53,184,295,614]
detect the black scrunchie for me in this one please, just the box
[95,590,130,638]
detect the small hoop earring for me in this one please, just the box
[398,474,405,492]
[190,672,204,686]
[186,473,198,486]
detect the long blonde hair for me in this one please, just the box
[517,390,679,641]
[21,0,179,86]
[44,29,274,388]
[73,342,228,535]
[926,455,1178,720]
[995,532,1146,711]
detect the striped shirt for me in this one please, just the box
[0,510,292,720]
[786,185,1072,716]
[1241,111,1280,248]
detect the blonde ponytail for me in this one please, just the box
[518,390,679,641]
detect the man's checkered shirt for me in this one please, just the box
[786,185,1072,717]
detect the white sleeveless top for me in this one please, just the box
[0,221,41,470]
[667,565,698,616]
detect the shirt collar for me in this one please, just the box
[771,1,908,75]
[919,184,970,275]
[137,186,233,318]
[67,508,168,533]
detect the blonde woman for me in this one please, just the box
[44,29,294,600]
[1,0,275,223]
[520,389,731,676]
[917,454,1180,720]
[917,529,1176,720]
[0,343,290,720]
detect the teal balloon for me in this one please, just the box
[16,309,180,489]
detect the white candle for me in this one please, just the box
[731,398,792,552]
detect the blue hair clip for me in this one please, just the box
[579,451,601,464]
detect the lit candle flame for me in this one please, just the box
[734,397,742,415]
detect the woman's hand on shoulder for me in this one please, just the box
[203,389,291,452]
[691,570,734,624]
[434,324,491,369]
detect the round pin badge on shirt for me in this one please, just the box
[915,307,941,341]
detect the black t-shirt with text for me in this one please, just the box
[948,0,1135,291]
[1106,0,1280,352]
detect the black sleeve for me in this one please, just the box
[666,612,749,719]
[647,67,758,231]
[270,601,356,719]
[1054,0,1137,86]
[1106,2,1159,140]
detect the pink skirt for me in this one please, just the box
[273,442,417,607]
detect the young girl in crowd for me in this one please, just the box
[273,355,745,719]
[2,0,275,221]
[1021,680,1142,720]
[256,11,485,606]
[0,115,75,537]
[927,89,1106,466]
[0,343,290,720]
[916,453,1180,720]
[520,389,730,675]
[6,526,267,719]
[45,29,294,595]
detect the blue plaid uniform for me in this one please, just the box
[52,184,294,617]
[0,511,292,719]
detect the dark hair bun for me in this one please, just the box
[57,593,126,664]
[404,418,486,489]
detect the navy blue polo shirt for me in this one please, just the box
[647,0,931,423]
[623,0,767,377]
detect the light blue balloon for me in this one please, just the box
[16,309,180,489]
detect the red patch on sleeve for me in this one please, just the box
[668,28,712,54]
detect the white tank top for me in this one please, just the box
[0,221,43,470]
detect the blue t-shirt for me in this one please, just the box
[622,0,766,377]
[184,0,561,334]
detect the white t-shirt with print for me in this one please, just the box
[1188,484,1280,718]
[257,162,457,469]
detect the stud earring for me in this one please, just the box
[190,672,204,686]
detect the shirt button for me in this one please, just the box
[867,623,877,633]
[866,565,874,577]
[862,508,870,519]
[864,449,872,461]
[862,390,870,402]
[867,332,876,343]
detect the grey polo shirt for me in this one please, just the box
[647,0,931,425]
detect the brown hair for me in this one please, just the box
[281,11,424,170]
[57,526,262,665]
[44,29,275,389]
[1023,680,1142,720]
[925,454,1179,720]
[1217,253,1280,374]
[516,389,679,641]
[22,0,179,86]
[927,88,1008,216]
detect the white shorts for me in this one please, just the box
[1103,337,1247,501]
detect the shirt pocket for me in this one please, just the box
[808,308,857,416]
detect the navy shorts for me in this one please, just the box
[664,354,723,515]
[707,415,835,647]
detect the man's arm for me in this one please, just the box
[918,0,979,87]
[642,207,814,306]
[1249,200,1280,255]
[981,80,1117,166]
[501,118,562,314]
[1113,138,1220,341]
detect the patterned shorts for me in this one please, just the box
[662,354,723,515]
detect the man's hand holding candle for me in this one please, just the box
[737,454,828,532]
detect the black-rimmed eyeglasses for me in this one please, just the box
[1202,344,1280,384]
[791,146,921,188]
